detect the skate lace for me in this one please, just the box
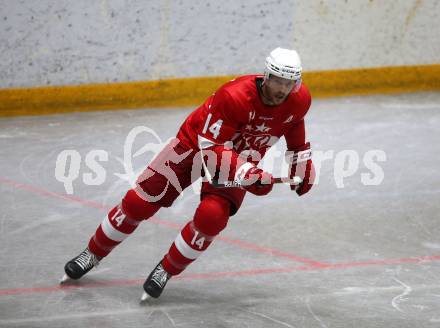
[151,265,170,288]
[75,249,100,271]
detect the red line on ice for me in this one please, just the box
[3,178,439,298]
[0,177,324,266]
[0,177,105,210]
[0,254,439,296]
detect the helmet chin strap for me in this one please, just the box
[263,71,270,84]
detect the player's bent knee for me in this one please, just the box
[121,189,161,221]
[194,194,230,236]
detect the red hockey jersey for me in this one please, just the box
[176,75,311,163]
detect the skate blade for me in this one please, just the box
[140,292,150,302]
[60,274,70,284]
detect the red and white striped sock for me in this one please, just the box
[88,189,161,258]
[162,221,215,275]
[161,194,230,275]
[88,205,138,257]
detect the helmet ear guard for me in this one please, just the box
[264,47,302,86]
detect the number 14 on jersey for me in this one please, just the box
[202,113,223,139]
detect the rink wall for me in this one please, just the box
[0,0,439,116]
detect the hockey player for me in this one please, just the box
[62,47,316,300]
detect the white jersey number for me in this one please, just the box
[202,113,223,139]
[191,231,206,249]
[110,208,126,227]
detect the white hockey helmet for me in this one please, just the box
[264,47,302,81]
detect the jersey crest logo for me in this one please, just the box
[255,122,271,132]
[234,133,279,152]
[251,134,272,148]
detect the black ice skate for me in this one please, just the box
[61,248,102,283]
[141,262,172,301]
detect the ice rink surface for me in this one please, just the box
[0,92,439,327]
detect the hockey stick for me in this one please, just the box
[211,176,303,189]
